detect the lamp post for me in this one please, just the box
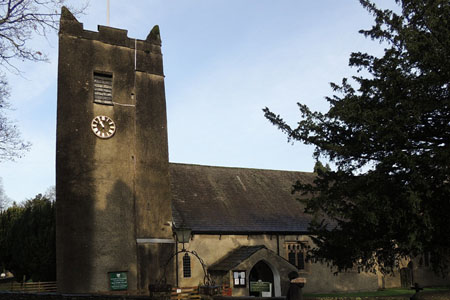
[152,226,220,297]
[174,227,192,250]
[172,226,212,285]
[148,227,192,299]
[173,227,220,296]
[148,228,192,299]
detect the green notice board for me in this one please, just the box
[250,281,271,292]
[109,271,128,291]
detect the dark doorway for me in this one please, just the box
[400,262,414,288]
[249,261,274,297]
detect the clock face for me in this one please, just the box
[91,115,116,139]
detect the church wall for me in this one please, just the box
[303,260,378,294]
[413,268,450,287]
[378,271,402,289]
[133,62,175,291]
[376,257,449,289]
[176,234,380,294]
[176,234,279,287]
[412,257,450,287]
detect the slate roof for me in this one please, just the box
[208,245,266,272]
[169,163,315,234]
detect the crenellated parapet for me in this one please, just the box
[59,6,163,75]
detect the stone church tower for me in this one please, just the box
[56,7,174,293]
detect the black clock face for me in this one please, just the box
[91,115,116,139]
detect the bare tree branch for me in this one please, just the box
[0,0,87,161]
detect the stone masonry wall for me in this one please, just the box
[0,292,150,300]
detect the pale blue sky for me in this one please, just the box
[0,0,394,202]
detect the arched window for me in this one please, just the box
[297,251,305,270]
[285,242,307,270]
[288,251,296,266]
[183,253,191,278]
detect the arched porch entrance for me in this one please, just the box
[249,260,280,297]
[208,246,292,297]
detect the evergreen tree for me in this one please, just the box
[264,0,450,274]
[313,161,331,175]
[0,203,23,276]
[0,193,56,281]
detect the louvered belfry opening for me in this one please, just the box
[93,72,113,104]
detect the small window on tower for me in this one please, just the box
[93,72,113,105]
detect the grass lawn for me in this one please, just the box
[304,286,450,298]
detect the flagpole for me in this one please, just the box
[106,0,110,26]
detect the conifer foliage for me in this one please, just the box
[0,194,55,281]
[264,0,450,274]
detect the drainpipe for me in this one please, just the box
[176,240,179,286]
[276,235,280,256]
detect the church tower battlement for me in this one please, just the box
[56,7,174,294]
